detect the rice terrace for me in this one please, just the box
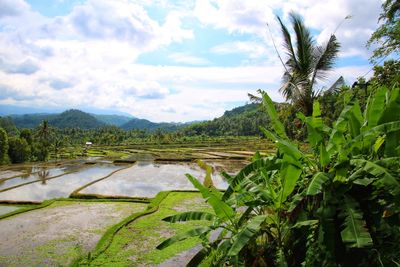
[0,0,399,266]
[0,140,269,265]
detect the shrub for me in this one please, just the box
[157,86,400,266]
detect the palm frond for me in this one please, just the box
[290,12,314,76]
[325,76,344,94]
[277,15,299,68]
[312,35,340,84]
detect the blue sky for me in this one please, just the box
[0,0,383,122]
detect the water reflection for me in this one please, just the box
[0,164,123,202]
[38,169,50,185]
[80,163,229,198]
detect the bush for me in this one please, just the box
[8,137,31,163]
[158,86,400,266]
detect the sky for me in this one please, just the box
[0,0,383,122]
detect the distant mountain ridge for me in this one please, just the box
[92,114,133,126]
[8,109,193,131]
[4,103,267,134]
[10,110,134,129]
[120,118,192,132]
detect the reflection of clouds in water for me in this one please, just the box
[0,161,233,201]
[81,163,229,198]
[0,164,122,202]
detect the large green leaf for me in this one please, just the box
[306,172,330,195]
[163,211,216,223]
[261,92,288,139]
[346,121,400,154]
[350,159,400,195]
[348,101,363,138]
[280,163,302,202]
[227,215,266,256]
[378,87,400,124]
[365,87,387,129]
[186,174,235,221]
[340,197,372,248]
[261,128,303,163]
[222,157,280,200]
[156,227,211,250]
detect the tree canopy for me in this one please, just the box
[367,0,400,62]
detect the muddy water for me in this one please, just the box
[0,167,67,190]
[0,164,123,202]
[79,162,229,198]
[0,156,247,201]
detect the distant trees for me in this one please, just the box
[181,103,269,136]
[367,0,400,62]
[35,120,52,161]
[277,12,340,116]
[369,59,400,88]
[8,137,30,163]
[0,128,9,164]
[0,117,19,136]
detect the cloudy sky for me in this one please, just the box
[0,0,382,122]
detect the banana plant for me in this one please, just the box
[302,86,400,265]
[157,86,400,266]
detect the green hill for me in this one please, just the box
[12,114,57,129]
[49,109,105,129]
[180,103,270,136]
[120,118,186,132]
[92,114,133,126]
[11,110,104,129]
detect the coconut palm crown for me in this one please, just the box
[278,12,340,116]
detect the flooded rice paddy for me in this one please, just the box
[79,162,228,198]
[0,146,257,202]
[0,142,271,266]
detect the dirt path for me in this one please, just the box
[0,201,146,266]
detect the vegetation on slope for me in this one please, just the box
[181,103,269,136]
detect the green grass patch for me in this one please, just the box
[82,192,212,266]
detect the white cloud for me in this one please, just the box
[0,0,30,18]
[168,52,211,65]
[0,0,381,122]
[194,0,279,36]
[211,41,269,59]
[280,0,381,58]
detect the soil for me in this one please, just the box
[0,201,146,266]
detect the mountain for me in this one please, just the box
[92,114,133,126]
[120,118,187,132]
[11,110,104,129]
[180,103,270,136]
[49,109,105,129]
[12,113,58,129]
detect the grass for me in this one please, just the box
[83,192,212,266]
[0,200,148,266]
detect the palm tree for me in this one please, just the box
[35,120,52,161]
[277,12,340,116]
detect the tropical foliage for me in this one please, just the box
[367,0,400,62]
[157,86,400,266]
[277,12,340,116]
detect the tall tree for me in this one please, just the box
[8,137,30,163]
[277,12,340,116]
[35,120,52,161]
[367,0,400,62]
[0,128,9,164]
